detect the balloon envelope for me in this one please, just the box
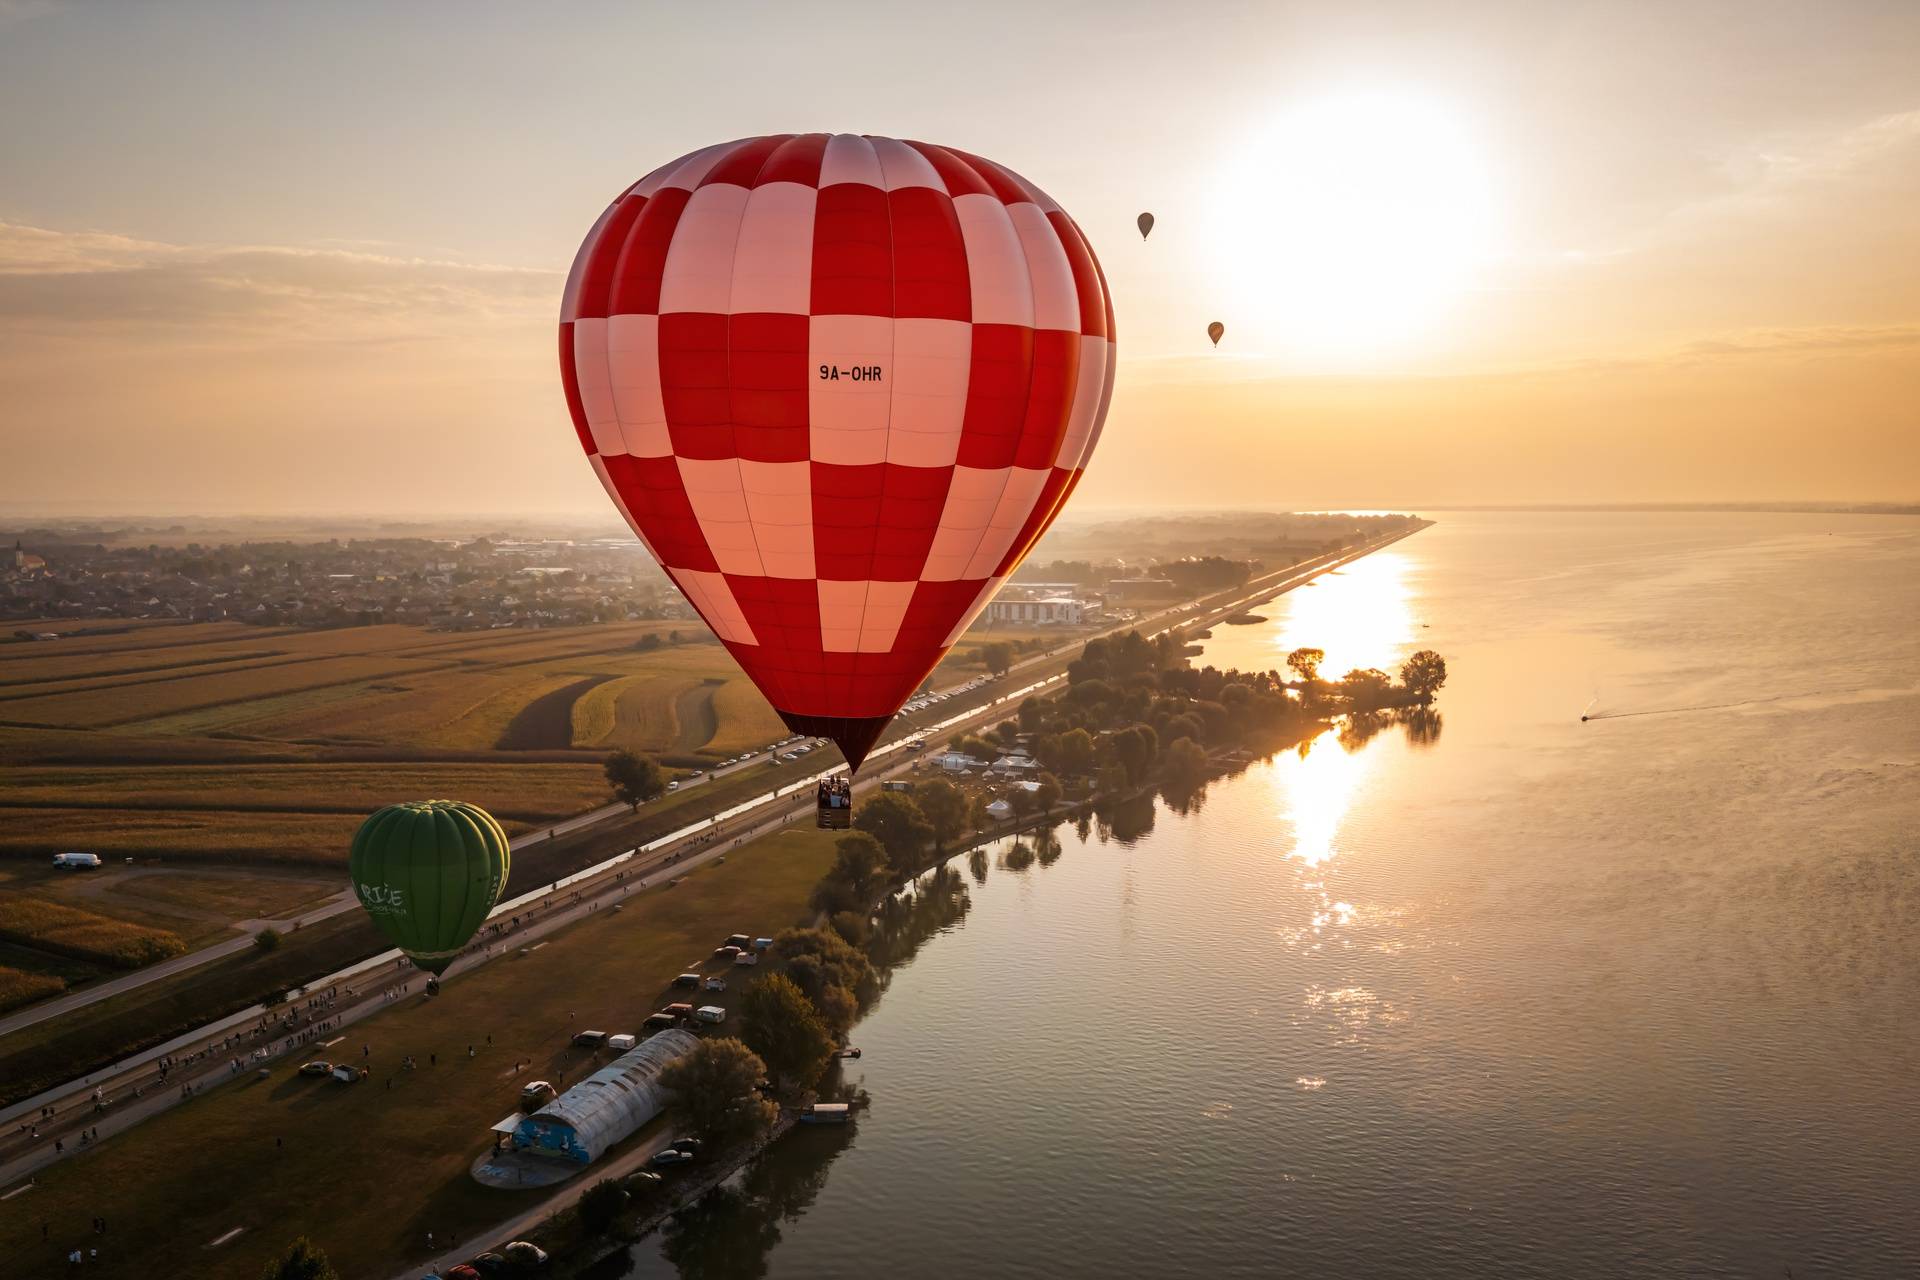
[1136,211,1154,239]
[349,800,510,975]
[560,135,1117,769]
[1208,321,1225,346]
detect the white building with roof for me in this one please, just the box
[510,1029,699,1164]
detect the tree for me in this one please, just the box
[1285,647,1325,684]
[1338,668,1394,710]
[854,791,933,873]
[261,1237,339,1280]
[947,733,998,761]
[603,749,665,810]
[1162,736,1210,786]
[980,641,1014,676]
[1008,785,1038,817]
[253,926,282,953]
[579,1178,630,1234]
[738,973,834,1089]
[770,928,877,1006]
[1043,726,1095,776]
[658,1038,776,1143]
[1401,649,1448,700]
[1033,772,1062,814]
[1102,723,1159,786]
[915,778,970,848]
[827,832,889,902]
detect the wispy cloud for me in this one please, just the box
[0,222,560,339]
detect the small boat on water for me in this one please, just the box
[835,1047,862,1059]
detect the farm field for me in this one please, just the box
[0,612,1074,999]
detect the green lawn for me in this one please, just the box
[0,825,838,1280]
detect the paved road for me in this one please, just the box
[0,802,631,1041]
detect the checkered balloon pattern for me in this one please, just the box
[560,134,1115,768]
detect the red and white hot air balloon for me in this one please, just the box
[559,134,1115,771]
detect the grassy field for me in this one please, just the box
[0,825,840,1280]
[0,963,66,1013]
[0,894,187,969]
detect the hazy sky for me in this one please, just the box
[2,0,1916,516]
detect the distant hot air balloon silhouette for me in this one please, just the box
[560,135,1117,771]
[349,801,510,975]
[1208,321,1225,347]
[1136,212,1154,240]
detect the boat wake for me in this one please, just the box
[1583,690,1835,722]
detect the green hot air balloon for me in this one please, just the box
[349,800,510,975]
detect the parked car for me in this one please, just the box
[694,1005,726,1024]
[732,951,759,967]
[501,1241,549,1268]
[299,1060,333,1077]
[711,945,741,962]
[724,933,752,949]
[672,972,702,988]
[625,1170,664,1189]
[329,1064,364,1084]
[663,1002,694,1021]
[466,1254,512,1278]
[669,1137,703,1154]
[520,1080,557,1105]
[571,1030,608,1049]
[667,780,680,791]
[650,1147,695,1167]
[703,976,726,992]
[642,1012,678,1032]
[607,1033,637,1051]
[444,1267,482,1280]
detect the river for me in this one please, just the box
[598,511,1920,1279]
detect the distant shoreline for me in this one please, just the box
[1411,502,1920,516]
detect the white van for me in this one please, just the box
[52,852,102,870]
[694,1006,726,1024]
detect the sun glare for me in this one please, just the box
[1209,87,1498,359]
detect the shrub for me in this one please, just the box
[579,1178,630,1235]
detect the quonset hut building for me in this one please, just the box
[512,1029,699,1164]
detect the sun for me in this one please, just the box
[1209,87,1498,360]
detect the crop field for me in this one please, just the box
[0,612,1080,994]
[0,893,188,969]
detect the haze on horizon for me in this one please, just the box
[2,0,1917,518]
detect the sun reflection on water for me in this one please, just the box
[1259,551,1416,679]
[1278,728,1372,868]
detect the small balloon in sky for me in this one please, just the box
[1208,321,1225,347]
[1137,211,1154,240]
